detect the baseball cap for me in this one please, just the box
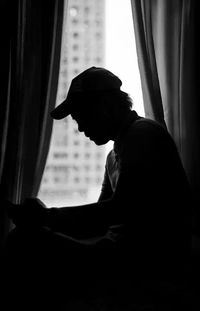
[50,66,122,120]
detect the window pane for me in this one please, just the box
[105,0,144,117]
[38,0,143,207]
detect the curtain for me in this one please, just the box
[0,0,64,248]
[131,0,200,197]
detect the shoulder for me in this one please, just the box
[126,117,174,147]
[122,117,178,163]
[130,117,168,137]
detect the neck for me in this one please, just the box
[112,110,138,141]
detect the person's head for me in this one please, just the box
[51,67,133,145]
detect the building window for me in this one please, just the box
[72,44,79,51]
[73,153,79,159]
[73,69,79,75]
[73,140,80,146]
[85,153,91,159]
[72,17,78,23]
[84,7,90,15]
[74,177,80,183]
[70,6,78,17]
[73,32,79,38]
[72,56,79,63]
[61,69,68,77]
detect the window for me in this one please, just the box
[105,0,144,116]
[69,6,78,17]
[38,0,143,207]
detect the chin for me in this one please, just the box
[91,137,109,145]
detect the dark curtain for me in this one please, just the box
[131,0,200,200]
[0,0,64,248]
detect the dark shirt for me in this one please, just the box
[98,111,192,258]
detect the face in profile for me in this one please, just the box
[71,101,113,145]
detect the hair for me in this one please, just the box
[102,90,133,111]
[70,90,133,119]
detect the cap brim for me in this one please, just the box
[50,99,71,120]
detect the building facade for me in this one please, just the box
[38,0,106,206]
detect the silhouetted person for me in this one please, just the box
[4,67,192,303]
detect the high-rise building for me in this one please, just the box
[38,0,106,206]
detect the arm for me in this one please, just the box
[45,198,120,238]
[98,163,113,202]
[46,153,115,237]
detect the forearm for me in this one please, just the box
[45,199,120,238]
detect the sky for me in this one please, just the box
[105,0,144,116]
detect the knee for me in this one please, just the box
[4,226,25,255]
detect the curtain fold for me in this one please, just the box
[130,0,165,126]
[0,0,64,247]
[131,0,200,196]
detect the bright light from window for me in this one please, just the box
[105,0,144,152]
[106,0,144,115]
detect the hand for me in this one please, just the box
[7,197,48,229]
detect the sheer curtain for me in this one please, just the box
[0,0,65,248]
[131,0,200,197]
